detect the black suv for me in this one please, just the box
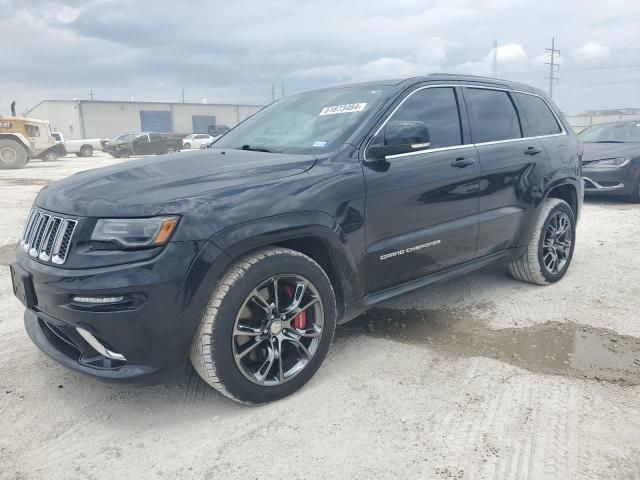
[11,75,582,403]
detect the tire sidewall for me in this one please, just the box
[536,201,576,283]
[80,145,93,157]
[209,253,336,403]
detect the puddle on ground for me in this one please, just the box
[0,178,52,186]
[340,308,640,385]
[0,243,17,266]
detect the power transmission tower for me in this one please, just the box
[545,36,560,98]
[181,88,186,103]
[492,40,498,77]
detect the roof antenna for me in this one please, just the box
[11,101,16,117]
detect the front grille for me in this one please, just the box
[20,208,77,264]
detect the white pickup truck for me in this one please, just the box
[52,132,106,157]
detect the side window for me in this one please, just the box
[25,124,41,137]
[515,93,562,136]
[148,133,160,141]
[465,88,521,143]
[385,87,462,148]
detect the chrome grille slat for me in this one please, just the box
[20,208,77,265]
[30,214,51,256]
[20,209,37,244]
[52,219,77,265]
[25,212,43,253]
[39,217,62,261]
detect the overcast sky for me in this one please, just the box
[2,0,639,115]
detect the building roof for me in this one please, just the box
[26,98,264,112]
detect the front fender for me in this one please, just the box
[209,211,364,313]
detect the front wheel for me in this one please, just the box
[628,173,640,203]
[190,247,336,404]
[508,198,576,285]
[183,142,191,149]
[42,150,58,162]
[166,145,177,154]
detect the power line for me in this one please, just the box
[545,36,560,98]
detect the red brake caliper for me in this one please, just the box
[285,285,307,330]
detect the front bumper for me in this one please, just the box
[13,240,231,383]
[582,165,637,196]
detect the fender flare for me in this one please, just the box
[209,211,364,311]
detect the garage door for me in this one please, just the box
[140,111,173,132]
[192,115,216,134]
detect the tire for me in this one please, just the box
[166,145,177,154]
[109,152,122,158]
[0,139,28,169]
[184,142,191,149]
[42,150,58,162]
[508,198,576,285]
[190,247,337,404]
[79,145,94,157]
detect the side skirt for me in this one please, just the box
[338,250,512,324]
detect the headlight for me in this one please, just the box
[91,216,179,249]
[590,157,631,168]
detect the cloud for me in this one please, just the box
[1,0,640,115]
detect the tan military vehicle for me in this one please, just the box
[0,116,58,168]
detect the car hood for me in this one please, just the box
[581,143,640,162]
[36,148,317,217]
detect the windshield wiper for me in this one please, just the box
[594,140,625,143]
[239,144,281,153]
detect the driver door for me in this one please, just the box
[362,86,481,292]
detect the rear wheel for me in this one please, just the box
[184,142,191,149]
[166,145,177,154]
[190,247,336,404]
[0,139,28,169]
[508,198,576,285]
[79,145,94,157]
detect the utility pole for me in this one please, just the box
[271,82,276,102]
[545,36,560,98]
[492,40,498,78]
[89,89,95,100]
[181,88,186,103]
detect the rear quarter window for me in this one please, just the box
[465,88,522,143]
[515,93,562,136]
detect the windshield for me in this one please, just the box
[214,86,392,154]
[579,122,640,143]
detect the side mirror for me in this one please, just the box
[367,120,431,160]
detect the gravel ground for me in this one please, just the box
[1,152,639,480]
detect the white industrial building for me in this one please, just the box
[25,100,263,140]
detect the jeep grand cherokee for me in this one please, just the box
[11,75,583,403]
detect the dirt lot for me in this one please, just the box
[1,153,639,480]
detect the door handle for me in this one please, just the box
[451,157,475,168]
[525,146,543,155]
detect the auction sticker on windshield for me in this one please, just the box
[319,103,367,116]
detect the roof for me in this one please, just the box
[0,116,50,124]
[301,73,544,96]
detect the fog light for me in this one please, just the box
[72,295,125,304]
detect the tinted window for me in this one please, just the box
[515,93,562,136]
[386,87,462,148]
[465,88,521,143]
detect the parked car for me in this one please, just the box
[578,121,640,203]
[182,134,214,149]
[52,132,105,157]
[34,140,67,162]
[11,75,582,404]
[0,116,57,168]
[103,132,182,158]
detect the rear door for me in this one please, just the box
[462,86,551,257]
[363,85,481,292]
